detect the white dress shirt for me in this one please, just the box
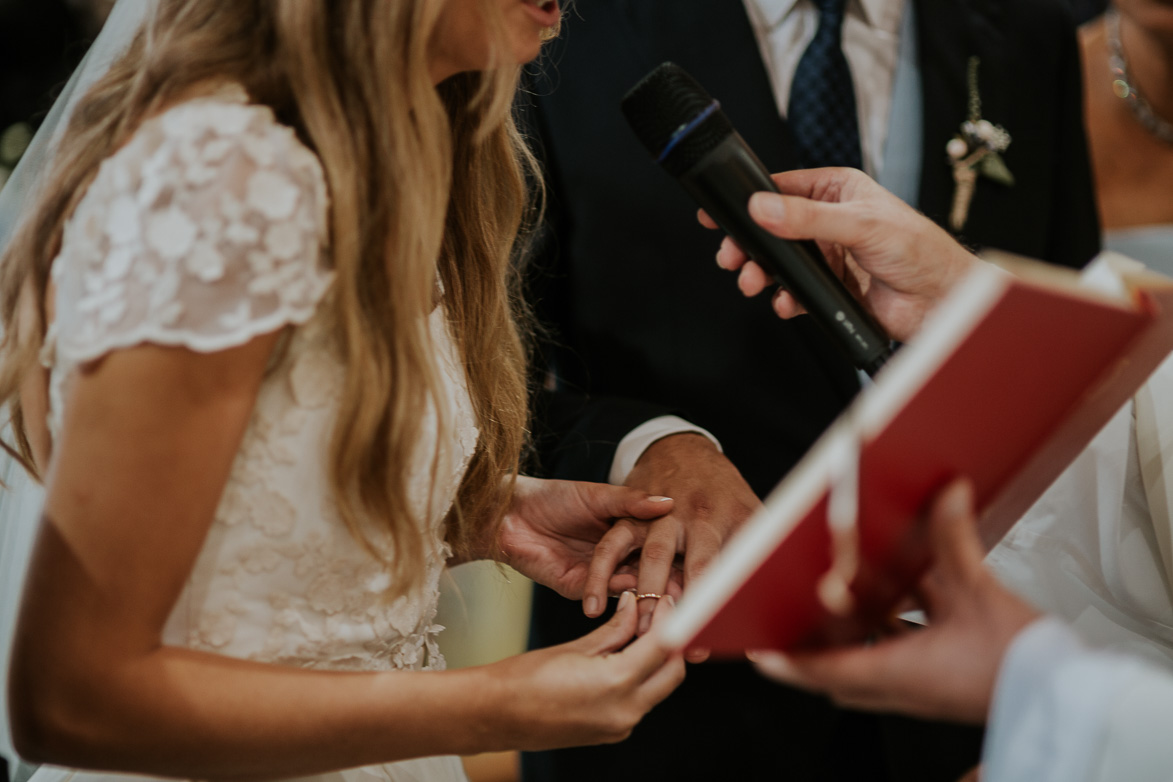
[980,335,1173,780]
[984,617,1173,782]
[741,0,907,178]
[988,352,1173,669]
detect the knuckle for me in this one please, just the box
[854,205,884,239]
[599,666,627,693]
[593,539,623,558]
[641,539,675,561]
[596,532,630,555]
[605,709,641,742]
[601,723,634,744]
[684,492,717,522]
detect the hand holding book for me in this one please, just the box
[670,166,1173,656]
[750,478,1039,724]
[716,168,1173,782]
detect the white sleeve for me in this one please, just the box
[49,97,333,365]
[608,415,722,485]
[983,617,1173,782]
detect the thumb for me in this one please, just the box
[748,191,863,249]
[928,478,985,579]
[584,483,674,521]
[578,591,639,656]
[918,478,986,617]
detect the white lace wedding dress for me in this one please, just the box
[27,87,475,782]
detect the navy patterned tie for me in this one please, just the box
[787,0,863,170]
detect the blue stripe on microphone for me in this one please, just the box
[656,100,721,164]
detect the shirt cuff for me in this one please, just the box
[982,617,1139,782]
[608,415,722,485]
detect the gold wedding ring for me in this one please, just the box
[625,588,664,601]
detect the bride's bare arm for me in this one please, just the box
[9,337,684,780]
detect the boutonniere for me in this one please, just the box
[946,56,1014,232]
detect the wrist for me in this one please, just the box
[611,418,721,485]
[936,246,981,300]
[632,432,722,481]
[460,659,533,754]
[460,475,535,566]
[445,665,515,755]
[638,431,718,464]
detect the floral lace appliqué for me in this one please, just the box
[46,89,334,438]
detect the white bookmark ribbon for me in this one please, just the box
[818,427,862,617]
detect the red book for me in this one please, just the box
[659,252,1173,656]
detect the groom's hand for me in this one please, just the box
[583,433,760,637]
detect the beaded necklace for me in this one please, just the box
[1107,8,1173,145]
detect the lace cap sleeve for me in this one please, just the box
[50,93,333,365]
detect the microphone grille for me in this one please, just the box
[621,62,733,177]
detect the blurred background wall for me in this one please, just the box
[438,564,533,782]
[0,0,113,188]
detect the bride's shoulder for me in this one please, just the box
[70,83,331,258]
[97,84,327,223]
[151,85,313,157]
[50,85,333,368]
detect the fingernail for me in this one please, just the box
[585,596,599,617]
[649,496,673,502]
[716,242,734,269]
[749,192,784,223]
[638,612,652,635]
[617,591,634,611]
[665,594,676,607]
[752,651,798,680]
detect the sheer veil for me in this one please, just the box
[0,0,154,773]
[0,0,152,250]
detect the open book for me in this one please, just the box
[659,252,1173,656]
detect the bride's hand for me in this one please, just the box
[478,591,686,751]
[494,476,675,600]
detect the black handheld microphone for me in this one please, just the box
[621,62,892,377]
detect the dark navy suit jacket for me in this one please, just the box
[522,1,1099,780]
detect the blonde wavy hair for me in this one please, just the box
[0,0,544,592]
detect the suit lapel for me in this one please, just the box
[914,0,974,228]
[915,0,1016,242]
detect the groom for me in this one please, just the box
[521,0,1099,780]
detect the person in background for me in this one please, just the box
[520,1,1099,780]
[966,0,1173,676]
[1079,0,1173,274]
[717,163,1173,782]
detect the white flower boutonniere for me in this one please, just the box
[947,57,1014,232]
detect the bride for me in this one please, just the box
[0,0,686,780]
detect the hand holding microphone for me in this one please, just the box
[622,63,894,375]
[708,167,980,344]
[708,166,975,344]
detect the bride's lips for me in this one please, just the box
[521,0,560,26]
